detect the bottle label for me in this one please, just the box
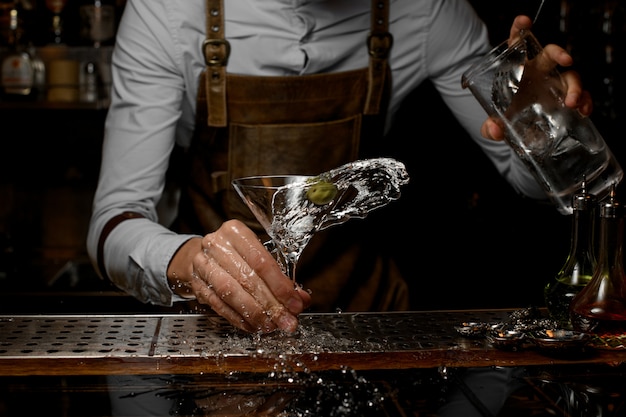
[1,53,34,95]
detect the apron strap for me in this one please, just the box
[365,0,392,115]
[202,0,391,124]
[203,0,229,127]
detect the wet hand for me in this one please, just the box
[168,219,311,334]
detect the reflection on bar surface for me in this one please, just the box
[0,310,625,416]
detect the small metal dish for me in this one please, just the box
[485,328,525,350]
[527,329,591,352]
[454,322,490,338]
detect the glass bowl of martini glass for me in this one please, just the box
[231,158,409,284]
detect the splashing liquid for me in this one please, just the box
[269,157,410,266]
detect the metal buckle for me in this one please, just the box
[202,39,231,66]
[367,32,393,59]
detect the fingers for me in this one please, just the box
[533,46,561,75]
[191,265,279,334]
[542,44,573,68]
[198,234,296,333]
[508,15,532,45]
[189,269,261,333]
[191,219,311,334]
[481,117,506,141]
[560,70,593,115]
[577,89,593,116]
[508,16,573,70]
[215,220,311,314]
[537,45,592,115]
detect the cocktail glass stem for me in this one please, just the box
[263,239,298,282]
[232,175,312,286]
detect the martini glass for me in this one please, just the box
[232,175,313,283]
[231,157,411,284]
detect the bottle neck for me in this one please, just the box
[7,7,19,49]
[597,215,624,271]
[570,209,595,257]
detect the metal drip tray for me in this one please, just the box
[1,310,624,376]
[0,310,505,354]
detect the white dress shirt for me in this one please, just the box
[87,0,543,306]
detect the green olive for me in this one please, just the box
[306,180,338,205]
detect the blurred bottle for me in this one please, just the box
[79,0,115,47]
[28,42,45,97]
[1,1,16,47]
[1,1,37,45]
[0,4,45,100]
[44,0,69,44]
[570,185,626,334]
[544,181,597,328]
[79,60,97,102]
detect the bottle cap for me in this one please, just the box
[571,178,597,211]
[599,184,622,219]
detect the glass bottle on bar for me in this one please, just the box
[0,4,45,100]
[544,180,597,329]
[570,184,626,334]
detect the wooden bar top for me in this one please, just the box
[1,310,625,376]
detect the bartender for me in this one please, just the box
[86,0,592,334]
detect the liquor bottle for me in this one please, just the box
[29,42,46,96]
[544,181,597,328]
[79,60,97,102]
[0,4,45,100]
[45,0,68,45]
[570,185,626,334]
[79,0,116,47]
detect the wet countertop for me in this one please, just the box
[1,309,626,376]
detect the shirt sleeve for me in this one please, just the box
[86,0,199,306]
[424,0,546,199]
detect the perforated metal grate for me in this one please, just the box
[0,311,511,359]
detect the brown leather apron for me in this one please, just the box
[173,0,410,312]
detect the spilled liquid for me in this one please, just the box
[115,325,396,416]
[203,159,410,414]
[269,158,410,270]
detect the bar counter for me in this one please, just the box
[1,309,625,376]
[2,309,626,416]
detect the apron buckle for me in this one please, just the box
[203,38,231,66]
[367,32,393,59]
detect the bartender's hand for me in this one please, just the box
[480,15,593,141]
[167,219,311,334]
